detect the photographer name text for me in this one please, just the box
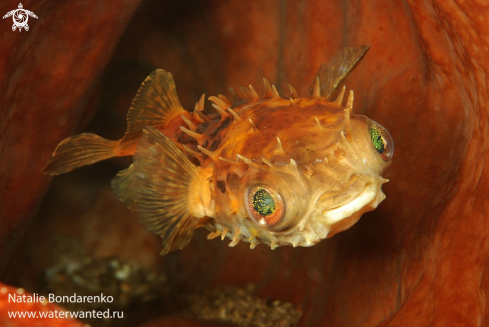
[8,293,114,304]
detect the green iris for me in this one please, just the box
[252,188,276,216]
[370,126,385,154]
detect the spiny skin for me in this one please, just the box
[157,88,393,249]
[43,47,393,253]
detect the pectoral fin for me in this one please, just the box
[312,45,370,101]
[132,126,204,255]
[111,164,136,211]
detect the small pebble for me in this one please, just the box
[182,285,301,327]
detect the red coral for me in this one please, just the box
[0,283,83,327]
[1,1,488,326]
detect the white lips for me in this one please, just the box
[322,182,384,224]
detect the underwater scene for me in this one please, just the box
[1,1,488,326]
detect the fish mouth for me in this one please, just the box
[317,176,386,225]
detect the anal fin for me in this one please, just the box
[132,126,208,255]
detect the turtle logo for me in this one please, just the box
[3,3,37,32]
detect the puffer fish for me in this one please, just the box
[43,46,394,254]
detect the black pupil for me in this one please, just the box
[252,188,276,216]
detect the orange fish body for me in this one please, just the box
[43,46,393,255]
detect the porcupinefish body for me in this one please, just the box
[43,46,394,254]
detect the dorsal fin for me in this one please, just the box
[123,69,185,144]
[132,126,199,255]
[311,45,370,101]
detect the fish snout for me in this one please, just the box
[312,175,387,237]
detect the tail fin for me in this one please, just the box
[132,126,200,255]
[42,133,118,175]
[42,69,186,175]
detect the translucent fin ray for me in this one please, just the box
[111,164,136,211]
[132,126,198,255]
[311,45,370,100]
[42,133,118,175]
[123,69,185,145]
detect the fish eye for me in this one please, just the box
[246,185,285,227]
[368,120,394,161]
